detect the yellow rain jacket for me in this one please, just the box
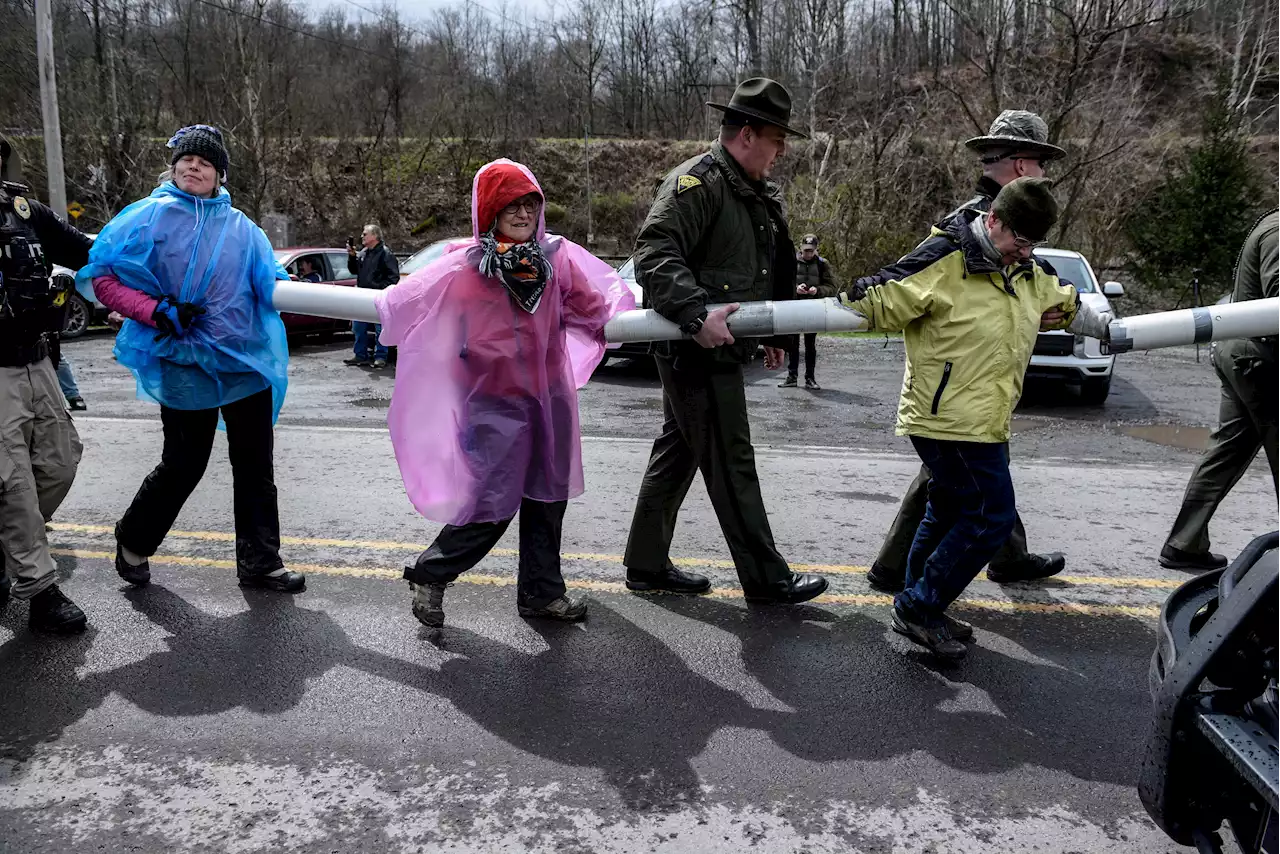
[850,215,1080,443]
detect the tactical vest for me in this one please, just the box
[0,183,64,365]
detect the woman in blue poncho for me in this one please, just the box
[82,125,304,593]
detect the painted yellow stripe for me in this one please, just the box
[50,548,1160,618]
[48,522,1183,590]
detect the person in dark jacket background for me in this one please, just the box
[780,232,838,389]
[345,223,400,368]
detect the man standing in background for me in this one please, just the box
[345,224,399,369]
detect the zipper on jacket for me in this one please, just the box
[931,361,953,415]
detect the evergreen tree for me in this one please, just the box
[1126,82,1261,303]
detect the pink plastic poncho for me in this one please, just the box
[375,160,635,526]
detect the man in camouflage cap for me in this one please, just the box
[848,109,1072,595]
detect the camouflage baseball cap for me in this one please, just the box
[964,110,1066,161]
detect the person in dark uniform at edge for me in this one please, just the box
[1160,208,1278,571]
[779,232,839,390]
[621,78,829,605]
[0,135,93,633]
[847,110,1073,594]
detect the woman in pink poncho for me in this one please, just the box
[376,159,634,627]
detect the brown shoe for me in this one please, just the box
[518,595,588,622]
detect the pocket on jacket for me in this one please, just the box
[930,361,953,415]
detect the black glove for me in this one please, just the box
[845,276,878,302]
[152,296,206,338]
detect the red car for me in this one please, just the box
[273,247,358,335]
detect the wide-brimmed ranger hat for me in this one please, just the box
[708,78,809,139]
[964,110,1066,161]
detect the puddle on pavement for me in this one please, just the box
[1117,424,1211,451]
[351,397,390,409]
[828,490,898,504]
[1009,417,1048,433]
[620,399,663,412]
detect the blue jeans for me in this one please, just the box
[896,437,1018,623]
[352,321,387,361]
[56,358,81,400]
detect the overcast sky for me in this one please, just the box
[304,0,549,29]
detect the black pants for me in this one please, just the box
[116,388,283,575]
[624,357,791,593]
[785,333,818,381]
[404,497,567,609]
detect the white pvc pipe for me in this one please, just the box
[1106,297,1279,353]
[273,281,381,323]
[602,297,868,343]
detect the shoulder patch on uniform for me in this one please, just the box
[676,175,702,194]
[13,196,30,219]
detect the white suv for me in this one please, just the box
[1029,247,1124,404]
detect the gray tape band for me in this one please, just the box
[1192,307,1213,343]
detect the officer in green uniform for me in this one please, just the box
[1161,209,1278,571]
[848,110,1073,593]
[622,78,829,605]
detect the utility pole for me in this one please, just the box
[35,0,68,218]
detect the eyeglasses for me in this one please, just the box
[981,153,1046,169]
[1009,227,1048,250]
[502,199,542,216]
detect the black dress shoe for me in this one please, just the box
[1159,545,1227,572]
[626,565,712,594]
[238,569,306,593]
[28,584,88,634]
[986,552,1066,584]
[744,573,829,605]
[115,543,151,587]
[0,573,10,614]
[866,561,905,593]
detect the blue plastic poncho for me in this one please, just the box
[77,182,290,421]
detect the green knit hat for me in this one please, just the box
[991,177,1059,242]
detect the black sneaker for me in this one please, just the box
[945,613,974,642]
[1158,545,1227,572]
[343,357,372,367]
[518,595,588,622]
[891,604,966,660]
[68,397,87,411]
[115,543,151,587]
[804,377,820,390]
[28,584,88,634]
[410,581,447,628]
[866,561,905,594]
[986,552,1066,584]
[625,565,711,594]
[778,375,797,388]
[237,569,306,593]
[0,573,10,615]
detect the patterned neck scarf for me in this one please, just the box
[477,231,552,314]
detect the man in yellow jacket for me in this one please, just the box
[846,177,1110,659]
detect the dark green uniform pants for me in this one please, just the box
[1165,339,1278,554]
[873,466,1032,577]
[624,357,791,592]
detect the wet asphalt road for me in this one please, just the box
[1,331,1274,853]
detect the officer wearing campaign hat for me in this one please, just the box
[622,77,829,606]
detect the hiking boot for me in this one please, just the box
[411,582,448,628]
[518,595,588,622]
[1159,545,1227,572]
[804,377,820,390]
[343,356,372,367]
[866,561,905,594]
[625,565,711,594]
[68,397,87,411]
[891,604,966,660]
[986,552,1066,584]
[28,584,88,634]
[945,613,974,642]
[115,543,151,587]
[372,358,388,369]
[237,568,306,593]
[778,375,798,388]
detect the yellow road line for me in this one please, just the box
[48,522,1184,590]
[50,548,1160,618]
